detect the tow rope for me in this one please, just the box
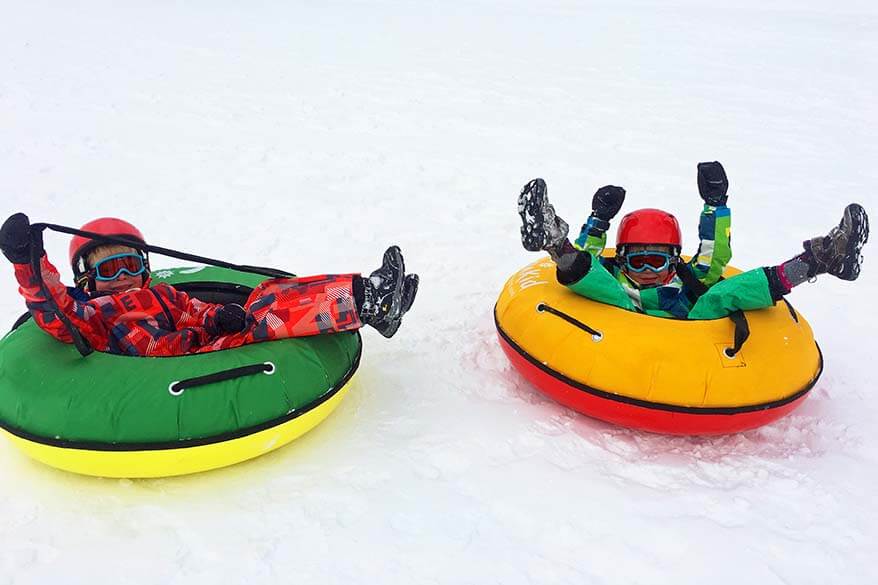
[27,222,295,358]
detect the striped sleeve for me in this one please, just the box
[573,224,608,255]
[690,204,732,286]
[158,284,222,333]
[12,255,108,346]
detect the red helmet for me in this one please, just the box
[69,217,149,287]
[616,208,682,250]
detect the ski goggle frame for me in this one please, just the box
[623,251,675,273]
[92,252,147,281]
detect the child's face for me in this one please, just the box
[94,271,144,293]
[622,244,675,288]
[88,246,147,293]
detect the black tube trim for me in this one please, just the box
[781,297,799,323]
[10,312,32,331]
[495,306,823,416]
[0,332,361,451]
[172,281,254,295]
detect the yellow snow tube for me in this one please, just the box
[495,257,823,434]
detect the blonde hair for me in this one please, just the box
[86,244,139,267]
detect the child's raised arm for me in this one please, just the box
[573,185,626,255]
[2,213,110,346]
[12,256,110,344]
[689,162,732,286]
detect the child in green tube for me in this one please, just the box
[518,161,869,320]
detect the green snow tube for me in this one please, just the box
[0,266,361,478]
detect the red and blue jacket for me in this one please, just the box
[13,255,225,355]
[12,255,362,357]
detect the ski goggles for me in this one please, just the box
[92,253,147,281]
[624,251,674,273]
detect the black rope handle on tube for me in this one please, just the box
[537,303,603,340]
[168,361,276,396]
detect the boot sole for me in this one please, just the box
[400,274,419,314]
[383,246,406,320]
[519,179,549,251]
[839,203,870,281]
[375,274,419,338]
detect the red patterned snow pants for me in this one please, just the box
[195,273,362,353]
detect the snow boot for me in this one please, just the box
[358,246,406,331]
[518,178,569,253]
[804,203,870,281]
[373,274,419,338]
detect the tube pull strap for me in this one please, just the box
[538,303,603,340]
[726,310,750,358]
[168,361,276,396]
[33,222,294,280]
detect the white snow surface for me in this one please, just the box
[1,1,877,583]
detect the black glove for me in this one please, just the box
[216,303,247,334]
[591,185,626,221]
[697,161,729,206]
[581,185,626,236]
[0,213,35,264]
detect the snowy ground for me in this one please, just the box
[1,0,877,583]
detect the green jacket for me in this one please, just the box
[566,205,768,319]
